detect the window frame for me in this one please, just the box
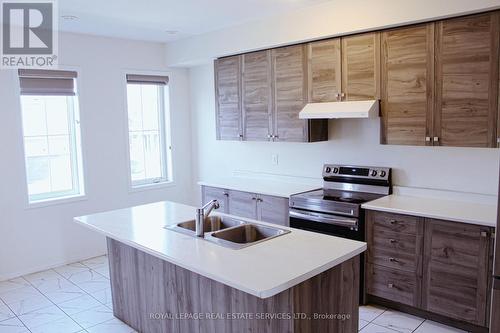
[16,67,87,207]
[123,70,173,191]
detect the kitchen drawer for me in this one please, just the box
[366,263,420,307]
[370,211,419,235]
[368,247,417,272]
[368,229,420,272]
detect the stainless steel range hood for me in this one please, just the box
[299,100,379,119]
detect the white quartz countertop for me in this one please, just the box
[198,178,321,198]
[74,201,366,299]
[362,194,497,227]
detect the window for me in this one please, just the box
[126,74,171,187]
[18,69,84,203]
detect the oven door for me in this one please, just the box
[289,208,363,241]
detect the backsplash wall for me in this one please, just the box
[189,64,500,197]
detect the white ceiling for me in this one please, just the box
[58,0,332,42]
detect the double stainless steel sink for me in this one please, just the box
[165,215,290,249]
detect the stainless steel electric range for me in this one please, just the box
[289,164,392,303]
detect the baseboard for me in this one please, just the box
[0,252,107,282]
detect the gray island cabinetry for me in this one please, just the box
[75,201,366,333]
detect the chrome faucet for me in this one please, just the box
[195,200,220,237]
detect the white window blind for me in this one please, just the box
[18,69,77,96]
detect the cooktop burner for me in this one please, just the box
[296,189,380,205]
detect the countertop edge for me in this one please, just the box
[74,217,366,299]
[361,203,496,228]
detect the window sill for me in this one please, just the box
[26,194,88,209]
[128,181,176,193]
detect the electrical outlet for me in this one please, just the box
[271,154,279,165]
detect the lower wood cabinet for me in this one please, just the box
[201,186,229,213]
[201,186,289,226]
[422,219,492,326]
[228,190,257,219]
[366,210,494,328]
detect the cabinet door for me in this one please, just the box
[307,39,341,102]
[434,13,499,147]
[214,56,242,140]
[422,219,491,326]
[341,32,380,101]
[201,186,229,213]
[257,194,289,226]
[228,190,257,219]
[380,24,434,146]
[242,50,273,141]
[272,45,308,142]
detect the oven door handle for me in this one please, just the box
[289,209,358,229]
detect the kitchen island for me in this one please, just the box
[74,201,366,333]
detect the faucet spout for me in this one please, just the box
[195,200,220,237]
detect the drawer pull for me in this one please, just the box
[389,220,398,225]
[389,257,398,263]
[388,283,394,289]
[389,239,397,244]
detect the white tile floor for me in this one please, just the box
[0,256,470,333]
[0,256,134,333]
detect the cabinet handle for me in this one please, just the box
[335,92,340,101]
[389,239,397,244]
[389,219,398,225]
[223,192,229,197]
[274,135,279,139]
[251,197,257,200]
[389,257,398,263]
[433,136,439,143]
[388,283,394,289]
[480,231,488,237]
[425,136,431,142]
[340,92,346,100]
[267,134,272,139]
[257,198,263,202]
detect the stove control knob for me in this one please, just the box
[325,167,332,173]
[371,170,378,177]
[380,170,387,177]
[333,167,339,173]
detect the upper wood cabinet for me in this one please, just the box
[381,12,500,147]
[215,11,500,148]
[341,32,381,101]
[307,39,341,102]
[214,56,242,140]
[272,45,308,142]
[434,12,499,148]
[422,219,492,326]
[381,24,435,146]
[215,46,327,142]
[242,50,273,141]
[307,32,380,103]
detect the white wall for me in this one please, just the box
[189,65,500,200]
[166,0,500,66]
[0,32,194,280]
